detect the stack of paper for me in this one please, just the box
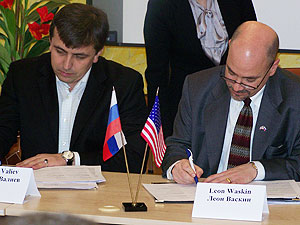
[252,180,300,204]
[34,166,105,189]
[143,180,300,204]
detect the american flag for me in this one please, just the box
[141,96,166,167]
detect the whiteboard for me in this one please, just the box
[123,0,148,44]
[91,0,300,51]
[251,0,300,51]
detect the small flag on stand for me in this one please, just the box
[103,87,127,161]
[141,95,166,167]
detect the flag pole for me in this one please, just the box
[122,133,147,211]
[120,131,135,204]
[133,143,148,204]
[133,87,160,204]
[105,87,147,211]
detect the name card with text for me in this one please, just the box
[0,166,40,204]
[192,183,268,221]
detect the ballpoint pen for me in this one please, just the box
[185,148,198,184]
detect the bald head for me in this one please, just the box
[225,22,280,101]
[230,21,279,65]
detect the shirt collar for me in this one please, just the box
[250,85,265,107]
[231,85,266,110]
[56,66,92,90]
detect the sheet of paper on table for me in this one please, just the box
[143,183,196,203]
[252,180,300,204]
[34,166,105,189]
[143,180,300,204]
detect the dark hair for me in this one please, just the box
[266,36,279,62]
[1,213,97,225]
[49,3,109,52]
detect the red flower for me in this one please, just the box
[28,22,50,40]
[0,0,14,9]
[36,6,54,23]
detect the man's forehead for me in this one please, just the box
[53,43,95,56]
[52,28,95,55]
[226,64,262,79]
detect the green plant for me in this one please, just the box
[0,0,70,84]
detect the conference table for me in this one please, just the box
[0,171,300,224]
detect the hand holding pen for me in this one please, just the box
[185,148,198,184]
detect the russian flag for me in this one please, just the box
[103,87,127,161]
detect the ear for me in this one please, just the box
[269,58,280,77]
[93,48,104,63]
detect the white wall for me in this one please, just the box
[123,0,148,44]
[121,0,300,51]
[252,0,300,51]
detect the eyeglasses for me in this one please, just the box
[221,62,274,90]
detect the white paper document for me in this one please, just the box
[36,182,98,189]
[251,180,300,199]
[34,166,105,189]
[144,180,300,204]
[143,183,196,202]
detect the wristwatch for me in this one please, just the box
[62,151,74,165]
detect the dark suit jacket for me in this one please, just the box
[0,53,148,173]
[144,0,257,137]
[162,66,300,181]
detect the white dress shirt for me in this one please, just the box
[217,86,266,180]
[56,68,91,165]
[167,86,266,180]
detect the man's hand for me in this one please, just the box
[172,159,203,184]
[16,153,67,170]
[203,163,257,184]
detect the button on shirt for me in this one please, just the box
[56,68,91,165]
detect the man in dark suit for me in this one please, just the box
[0,3,147,173]
[162,21,300,183]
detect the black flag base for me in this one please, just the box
[122,202,147,212]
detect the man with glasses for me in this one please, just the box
[162,21,300,184]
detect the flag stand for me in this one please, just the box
[120,87,165,212]
[104,87,149,212]
[122,133,148,212]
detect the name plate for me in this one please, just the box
[0,166,40,204]
[192,183,268,221]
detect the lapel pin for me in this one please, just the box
[259,126,267,131]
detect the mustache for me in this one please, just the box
[227,84,250,94]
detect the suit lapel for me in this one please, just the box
[202,69,284,169]
[252,72,283,160]
[204,77,231,172]
[37,60,59,145]
[179,0,202,50]
[70,61,107,148]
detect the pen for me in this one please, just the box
[268,198,300,202]
[185,148,198,184]
[151,182,176,184]
[154,199,194,203]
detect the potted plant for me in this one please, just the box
[0,0,70,84]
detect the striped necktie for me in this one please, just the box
[228,98,253,169]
